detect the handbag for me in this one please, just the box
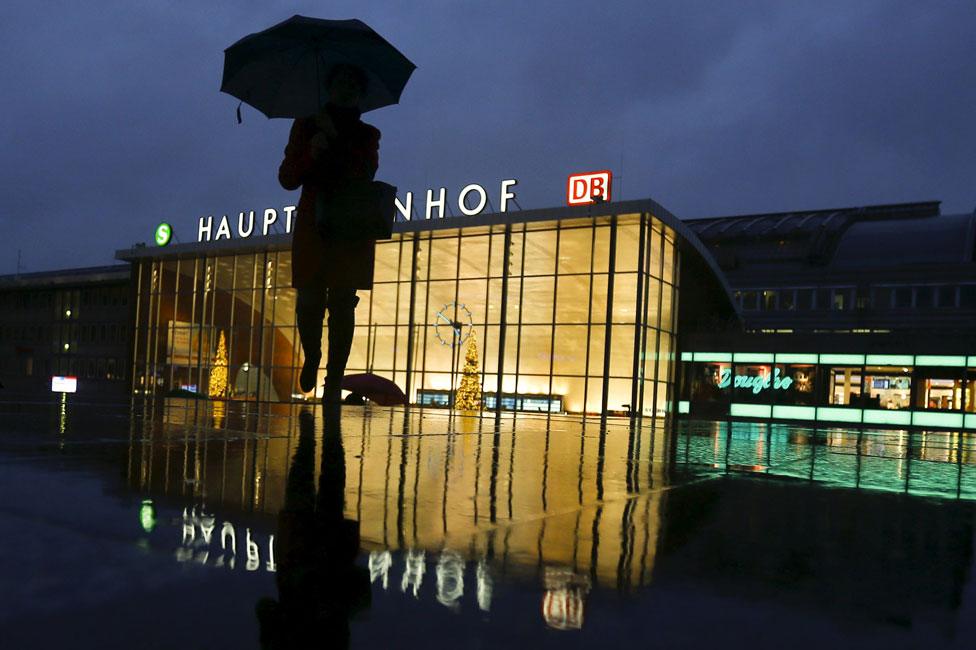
[315,179,397,241]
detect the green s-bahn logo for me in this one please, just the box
[154,222,173,247]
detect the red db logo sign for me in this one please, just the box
[567,170,612,206]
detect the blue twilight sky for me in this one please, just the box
[1,1,974,274]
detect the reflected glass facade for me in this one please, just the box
[128,209,681,415]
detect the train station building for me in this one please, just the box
[115,197,736,417]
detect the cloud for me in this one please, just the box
[1,0,973,273]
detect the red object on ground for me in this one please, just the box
[340,373,407,406]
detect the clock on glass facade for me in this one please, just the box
[434,302,473,347]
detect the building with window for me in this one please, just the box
[0,265,131,398]
[116,199,736,416]
[686,201,976,333]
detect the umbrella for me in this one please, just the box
[341,373,407,406]
[220,14,416,118]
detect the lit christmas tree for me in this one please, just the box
[455,335,482,410]
[209,330,228,398]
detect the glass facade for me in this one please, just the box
[131,211,680,415]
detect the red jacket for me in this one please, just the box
[278,106,381,290]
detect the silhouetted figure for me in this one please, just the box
[256,408,370,648]
[343,391,366,406]
[279,64,381,405]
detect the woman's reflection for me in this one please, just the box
[256,408,370,648]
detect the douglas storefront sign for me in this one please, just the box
[717,367,794,394]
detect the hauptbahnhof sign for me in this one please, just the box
[193,179,519,244]
[155,173,617,246]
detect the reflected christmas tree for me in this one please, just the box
[455,335,482,410]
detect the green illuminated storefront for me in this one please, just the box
[679,351,976,429]
[117,199,735,416]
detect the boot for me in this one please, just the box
[322,290,358,407]
[299,350,320,393]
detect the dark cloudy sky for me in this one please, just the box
[2,1,974,274]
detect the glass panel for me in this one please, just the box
[507,230,524,277]
[614,222,640,273]
[551,376,585,413]
[522,229,557,276]
[586,325,606,375]
[457,235,490,278]
[552,325,588,376]
[611,273,637,323]
[656,333,671,385]
[486,279,504,324]
[590,275,609,324]
[592,227,610,274]
[609,325,635,377]
[429,237,459,280]
[554,275,591,323]
[557,226,593,275]
[517,325,553,375]
[374,241,400,283]
[862,366,911,409]
[660,283,674,333]
[829,367,862,405]
[914,367,965,410]
[772,364,817,406]
[370,284,398,325]
[662,238,675,284]
[214,257,234,291]
[607,378,633,413]
[456,279,487,323]
[520,277,555,324]
[489,233,507,278]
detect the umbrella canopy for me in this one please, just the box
[341,373,407,406]
[221,15,416,117]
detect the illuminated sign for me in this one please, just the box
[396,180,518,221]
[51,376,77,393]
[193,180,519,244]
[567,170,612,206]
[154,222,172,246]
[718,367,793,394]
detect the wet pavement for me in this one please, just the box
[2,398,976,649]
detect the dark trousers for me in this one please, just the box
[295,287,359,385]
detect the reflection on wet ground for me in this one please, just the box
[1,399,976,648]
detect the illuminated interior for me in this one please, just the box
[130,211,680,415]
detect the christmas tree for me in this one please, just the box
[455,335,482,410]
[209,330,228,398]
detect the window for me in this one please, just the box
[796,289,813,310]
[832,289,847,311]
[914,367,964,410]
[936,285,956,309]
[829,367,862,406]
[916,286,934,309]
[873,287,893,309]
[762,290,777,311]
[961,285,976,309]
[773,364,816,405]
[779,290,795,311]
[862,366,911,410]
[815,289,830,310]
[893,287,912,308]
[741,291,757,310]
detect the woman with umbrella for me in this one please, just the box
[278,63,379,405]
[221,16,415,406]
